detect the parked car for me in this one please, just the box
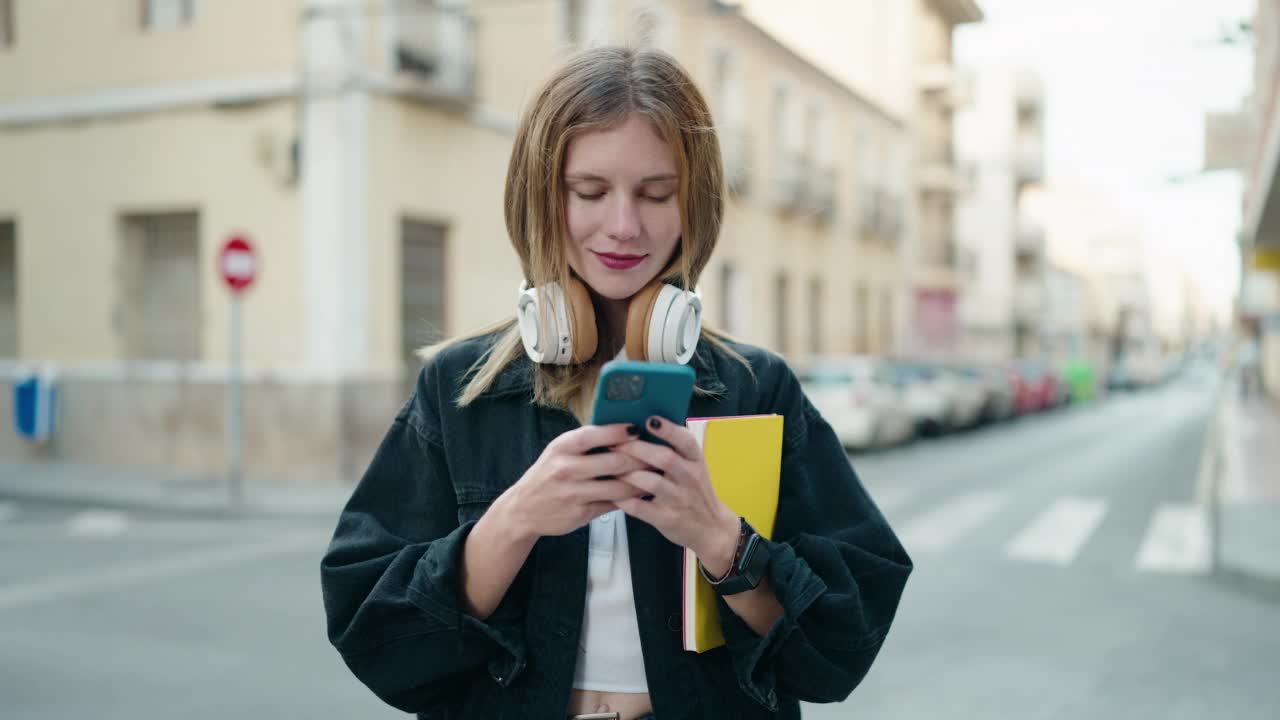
[959,364,1018,422]
[889,361,957,435]
[1012,359,1060,413]
[799,357,916,450]
[1105,356,1141,392]
[935,366,988,429]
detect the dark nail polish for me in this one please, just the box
[648,417,661,430]
[627,424,641,436]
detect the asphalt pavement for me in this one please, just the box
[1,369,1276,719]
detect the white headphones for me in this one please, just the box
[516,276,703,365]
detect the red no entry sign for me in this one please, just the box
[219,236,258,293]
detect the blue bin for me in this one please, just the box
[14,371,56,443]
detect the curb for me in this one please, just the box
[1201,372,1280,606]
[0,474,348,521]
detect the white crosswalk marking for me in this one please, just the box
[1005,497,1108,566]
[0,501,16,523]
[898,491,1007,554]
[1135,505,1211,574]
[67,510,131,538]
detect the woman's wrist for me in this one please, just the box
[487,490,540,549]
[697,506,742,580]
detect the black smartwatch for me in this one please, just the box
[700,518,769,596]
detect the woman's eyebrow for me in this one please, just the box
[564,173,677,183]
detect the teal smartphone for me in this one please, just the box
[591,360,695,448]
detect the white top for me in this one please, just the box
[571,349,650,693]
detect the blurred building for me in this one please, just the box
[0,0,917,482]
[1042,263,1088,364]
[1023,185,1155,377]
[954,67,1046,362]
[1241,0,1280,399]
[909,0,984,356]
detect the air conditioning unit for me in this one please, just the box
[394,0,476,104]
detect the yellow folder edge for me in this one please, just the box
[682,414,783,653]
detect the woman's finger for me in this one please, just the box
[642,416,704,462]
[615,470,670,499]
[574,449,650,480]
[554,423,641,455]
[612,438,683,476]
[613,494,665,527]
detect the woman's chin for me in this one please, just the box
[585,276,653,301]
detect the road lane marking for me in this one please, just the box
[1135,505,1210,574]
[66,509,130,537]
[0,522,252,543]
[0,533,322,612]
[897,491,1007,554]
[1005,497,1108,566]
[0,501,15,523]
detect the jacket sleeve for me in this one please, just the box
[320,365,528,715]
[716,355,913,711]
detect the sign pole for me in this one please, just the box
[229,292,244,512]
[219,235,257,514]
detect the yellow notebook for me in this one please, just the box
[682,414,784,653]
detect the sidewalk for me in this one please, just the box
[0,457,351,519]
[1208,382,1280,601]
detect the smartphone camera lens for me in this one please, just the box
[606,373,645,401]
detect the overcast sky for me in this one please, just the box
[956,0,1255,318]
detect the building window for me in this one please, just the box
[0,221,16,356]
[855,283,869,353]
[118,212,201,361]
[718,261,745,337]
[0,0,14,48]
[773,271,789,354]
[771,85,789,154]
[563,0,585,45]
[808,277,823,355]
[711,47,731,112]
[628,1,669,49]
[880,288,894,354]
[401,218,448,375]
[143,0,195,31]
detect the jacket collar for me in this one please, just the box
[482,340,725,400]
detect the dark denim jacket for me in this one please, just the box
[320,332,912,719]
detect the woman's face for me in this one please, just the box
[562,113,681,301]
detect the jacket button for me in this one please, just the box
[666,612,680,632]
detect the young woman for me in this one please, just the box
[321,46,912,720]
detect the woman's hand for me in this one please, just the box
[610,417,742,578]
[496,423,654,541]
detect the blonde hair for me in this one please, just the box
[422,46,749,408]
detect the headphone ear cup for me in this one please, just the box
[647,285,702,364]
[517,282,553,363]
[562,276,598,364]
[625,281,665,361]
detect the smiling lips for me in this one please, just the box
[592,250,647,270]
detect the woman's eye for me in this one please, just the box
[645,194,674,203]
[575,191,605,201]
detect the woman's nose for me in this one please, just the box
[604,195,641,242]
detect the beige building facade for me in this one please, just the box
[0,0,917,483]
[954,67,1046,362]
[1243,0,1280,398]
[909,0,983,356]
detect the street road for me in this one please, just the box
[2,369,1276,718]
